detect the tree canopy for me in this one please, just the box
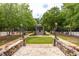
[0,3,36,31]
[41,3,79,32]
[0,3,79,33]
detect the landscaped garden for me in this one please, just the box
[0,3,79,56]
[58,34,79,46]
[0,3,79,46]
[26,36,53,44]
[0,35,20,46]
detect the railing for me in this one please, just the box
[55,39,79,56]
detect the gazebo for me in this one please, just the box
[35,24,44,35]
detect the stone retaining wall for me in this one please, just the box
[55,40,79,56]
[0,33,34,56]
[0,40,23,56]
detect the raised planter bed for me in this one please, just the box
[0,39,23,56]
[0,32,34,56]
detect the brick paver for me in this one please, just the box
[13,44,65,56]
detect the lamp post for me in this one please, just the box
[20,24,26,46]
[53,22,58,46]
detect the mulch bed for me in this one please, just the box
[0,35,21,46]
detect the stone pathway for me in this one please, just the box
[13,44,65,56]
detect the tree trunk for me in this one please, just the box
[50,31,52,34]
[0,32,1,36]
[8,31,11,36]
[69,27,72,35]
[43,26,45,35]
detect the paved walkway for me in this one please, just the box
[13,44,65,56]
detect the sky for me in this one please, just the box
[1,0,79,18]
[26,0,63,18]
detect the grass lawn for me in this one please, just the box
[0,35,20,46]
[26,36,53,44]
[58,35,79,46]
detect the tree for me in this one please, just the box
[41,3,79,34]
[41,7,61,33]
[0,3,36,35]
[62,3,79,34]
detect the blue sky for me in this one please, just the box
[26,0,63,18]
